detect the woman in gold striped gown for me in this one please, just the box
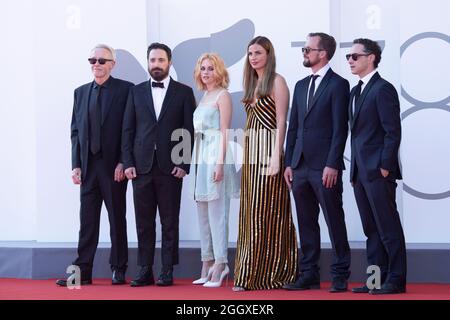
[233,36,298,291]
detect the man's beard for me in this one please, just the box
[149,67,169,82]
[303,58,312,68]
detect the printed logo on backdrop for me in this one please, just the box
[399,32,450,200]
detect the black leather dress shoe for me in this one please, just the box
[130,266,154,287]
[56,278,92,287]
[282,276,320,291]
[370,283,406,295]
[112,270,126,285]
[352,284,370,293]
[156,269,173,286]
[329,278,348,293]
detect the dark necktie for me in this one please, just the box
[152,81,164,89]
[90,85,102,155]
[307,75,319,112]
[352,80,364,116]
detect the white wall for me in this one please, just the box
[0,0,449,244]
[0,0,37,240]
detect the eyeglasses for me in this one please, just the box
[302,47,324,54]
[88,58,114,65]
[345,53,371,61]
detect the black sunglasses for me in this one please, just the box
[302,47,324,54]
[88,58,114,65]
[345,53,371,61]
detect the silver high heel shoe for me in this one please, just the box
[192,265,214,285]
[203,265,229,288]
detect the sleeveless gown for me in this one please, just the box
[234,96,298,290]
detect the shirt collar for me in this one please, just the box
[94,75,113,89]
[311,64,330,79]
[360,69,377,85]
[150,75,171,89]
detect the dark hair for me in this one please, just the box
[147,42,172,61]
[353,38,382,68]
[308,32,336,60]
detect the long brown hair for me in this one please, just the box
[242,36,276,104]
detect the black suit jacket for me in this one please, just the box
[285,68,350,171]
[71,76,134,177]
[121,78,196,175]
[349,72,402,182]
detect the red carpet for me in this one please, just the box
[1,279,449,300]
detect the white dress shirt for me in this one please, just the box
[306,64,331,107]
[150,76,170,120]
[352,69,378,115]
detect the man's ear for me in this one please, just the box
[369,53,376,66]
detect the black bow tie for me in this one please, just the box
[152,81,164,89]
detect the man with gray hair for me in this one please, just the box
[56,44,134,286]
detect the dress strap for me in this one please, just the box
[214,89,228,104]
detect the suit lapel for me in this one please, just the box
[349,87,356,129]
[158,78,177,121]
[352,72,380,125]
[82,83,93,136]
[144,81,157,121]
[305,68,333,118]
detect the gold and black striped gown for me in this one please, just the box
[234,96,298,290]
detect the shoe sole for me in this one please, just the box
[329,289,348,293]
[284,284,321,291]
[130,282,154,287]
[352,289,370,293]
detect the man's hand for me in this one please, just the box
[125,167,137,180]
[72,168,82,185]
[114,163,125,182]
[380,168,389,178]
[284,166,293,190]
[171,167,187,179]
[322,166,338,189]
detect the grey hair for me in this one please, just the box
[91,44,116,61]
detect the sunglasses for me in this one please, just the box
[302,47,324,54]
[88,58,114,65]
[345,53,371,61]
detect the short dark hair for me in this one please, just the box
[147,42,172,61]
[353,38,382,68]
[308,32,336,60]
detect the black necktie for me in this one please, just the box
[152,81,164,89]
[352,80,364,116]
[307,75,319,112]
[90,85,102,155]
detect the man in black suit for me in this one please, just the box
[57,44,133,287]
[283,33,351,293]
[122,43,195,287]
[347,38,406,295]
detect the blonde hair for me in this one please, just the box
[242,36,276,104]
[91,44,116,61]
[194,53,229,91]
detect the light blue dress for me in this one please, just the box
[190,89,240,202]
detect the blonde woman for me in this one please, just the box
[190,53,239,288]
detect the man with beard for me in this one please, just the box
[283,33,351,292]
[122,43,196,287]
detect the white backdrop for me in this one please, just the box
[0,0,448,244]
